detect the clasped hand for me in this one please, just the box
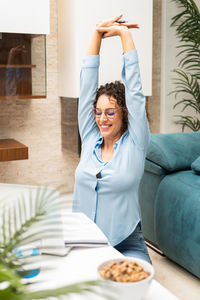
[96,14,139,38]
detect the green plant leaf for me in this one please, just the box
[25,280,110,300]
[169,0,200,134]
[0,188,109,300]
[0,264,27,300]
[174,115,200,131]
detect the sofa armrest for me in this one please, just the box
[146,132,200,172]
[144,159,167,176]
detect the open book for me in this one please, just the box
[62,212,110,247]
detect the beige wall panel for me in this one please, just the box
[0,0,79,192]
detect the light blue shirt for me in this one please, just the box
[73,50,150,246]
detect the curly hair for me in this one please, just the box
[93,81,128,134]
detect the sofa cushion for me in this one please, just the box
[191,156,200,174]
[146,132,200,172]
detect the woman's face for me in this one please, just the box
[95,94,123,141]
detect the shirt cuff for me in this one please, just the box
[82,55,100,68]
[123,50,138,66]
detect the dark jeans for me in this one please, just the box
[114,222,152,264]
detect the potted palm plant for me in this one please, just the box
[170,0,200,131]
[0,186,104,300]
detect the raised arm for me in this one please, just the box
[78,30,102,143]
[86,30,102,55]
[96,21,150,151]
[121,49,150,151]
[79,15,130,143]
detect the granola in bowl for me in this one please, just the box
[97,257,154,300]
[99,259,150,282]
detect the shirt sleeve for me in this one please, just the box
[78,55,100,143]
[121,50,150,151]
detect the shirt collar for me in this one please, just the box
[95,130,128,149]
[95,136,103,148]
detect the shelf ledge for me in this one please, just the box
[0,64,36,68]
[0,139,28,162]
[0,95,46,100]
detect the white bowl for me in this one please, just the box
[97,257,154,300]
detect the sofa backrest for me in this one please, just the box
[146,132,200,172]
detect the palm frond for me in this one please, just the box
[26,280,114,300]
[174,100,200,113]
[174,115,200,131]
[171,0,200,72]
[171,69,200,100]
[0,187,108,300]
[169,0,200,135]
[0,264,26,300]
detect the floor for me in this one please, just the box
[148,246,200,300]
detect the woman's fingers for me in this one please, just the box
[96,26,107,32]
[96,25,127,38]
[124,23,140,29]
[97,14,123,28]
[96,26,116,33]
[96,26,109,36]
[96,24,139,38]
[114,21,140,29]
[96,16,140,33]
[96,26,115,38]
[112,14,123,23]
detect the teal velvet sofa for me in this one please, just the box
[139,131,200,278]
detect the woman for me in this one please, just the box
[73,15,151,263]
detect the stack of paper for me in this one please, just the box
[62,212,110,247]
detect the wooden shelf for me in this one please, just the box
[0,95,46,100]
[0,64,36,68]
[0,34,47,101]
[0,139,28,162]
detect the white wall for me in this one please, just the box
[58,0,153,97]
[160,0,199,133]
[0,0,49,34]
[57,0,77,98]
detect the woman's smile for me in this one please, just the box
[99,124,112,130]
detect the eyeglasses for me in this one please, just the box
[92,108,120,119]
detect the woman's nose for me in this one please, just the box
[100,112,108,121]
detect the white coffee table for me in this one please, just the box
[27,246,179,300]
[0,184,178,300]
